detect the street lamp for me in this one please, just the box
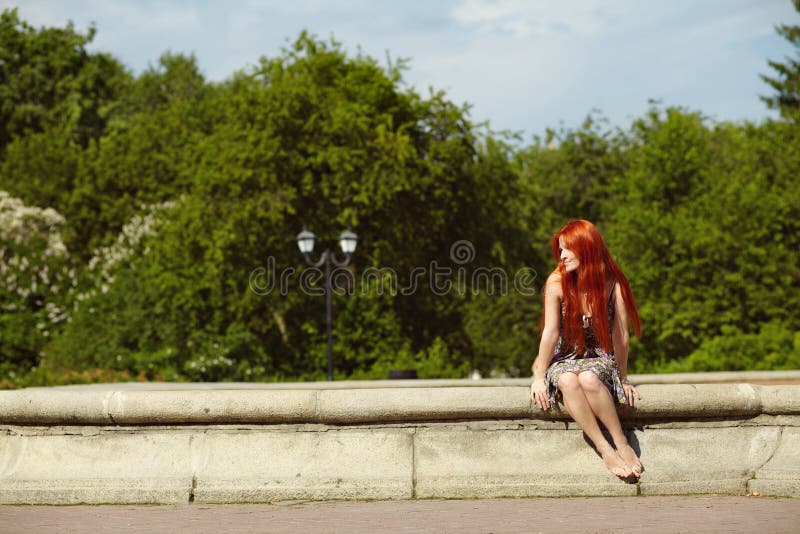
[296,226,358,381]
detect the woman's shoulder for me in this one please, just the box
[544,270,563,299]
[545,270,562,286]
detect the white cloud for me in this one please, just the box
[2,0,796,134]
[426,0,795,132]
[451,0,627,39]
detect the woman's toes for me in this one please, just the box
[617,445,642,476]
[599,447,633,478]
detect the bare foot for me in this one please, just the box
[616,443,643,477]
[597,444,634,478]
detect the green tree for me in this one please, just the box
[51,33,525,381]
[761,0,800,118]
[67,52,213,260]
[0,8,128,151]
[0,8,129,262]
[607,106,800,370]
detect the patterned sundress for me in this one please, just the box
[544,280,628,406]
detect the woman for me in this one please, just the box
[530,219,643,479]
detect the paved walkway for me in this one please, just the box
[1,496,797,533]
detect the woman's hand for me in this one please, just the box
[530,378,550,411]
[622,380,641,407]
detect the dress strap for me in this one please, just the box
[606,280,618,340]
[607,280,617,307]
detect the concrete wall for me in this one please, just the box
[0,381,798,504]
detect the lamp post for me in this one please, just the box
[296,226,358,381]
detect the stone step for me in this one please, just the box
[0,380,798,503]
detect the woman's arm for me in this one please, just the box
[611,282,630,380]
[531,273,562,379]
[530,273,562,409]
[612,282,641,405]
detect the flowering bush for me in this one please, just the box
[49,199,181,375]
[79,199,178,303]
[0,191,77,377]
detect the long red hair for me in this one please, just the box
[550,220,641,354]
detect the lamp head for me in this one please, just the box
[339,227,358,254]
[296,227,316,254]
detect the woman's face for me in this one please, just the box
[559,237,579,272]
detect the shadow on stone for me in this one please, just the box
[387,370,418,379]
[582,429,641,483]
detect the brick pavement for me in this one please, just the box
[0,496,797,533]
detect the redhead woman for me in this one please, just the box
[530,220,643,479]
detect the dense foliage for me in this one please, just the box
[1,8,798,387]
[761,0,800,119]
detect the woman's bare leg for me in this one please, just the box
[577,371,643,476]
[557,372,634,478]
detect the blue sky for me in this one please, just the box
[5,0,799,138]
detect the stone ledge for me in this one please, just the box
[0,379,797,503]
[28,369,800,391]
[1,383,797,425]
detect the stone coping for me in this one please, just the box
[25,369,800,391]
[1,382,798,425]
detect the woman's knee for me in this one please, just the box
[557,372,580,393]
[577,371,603,391]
